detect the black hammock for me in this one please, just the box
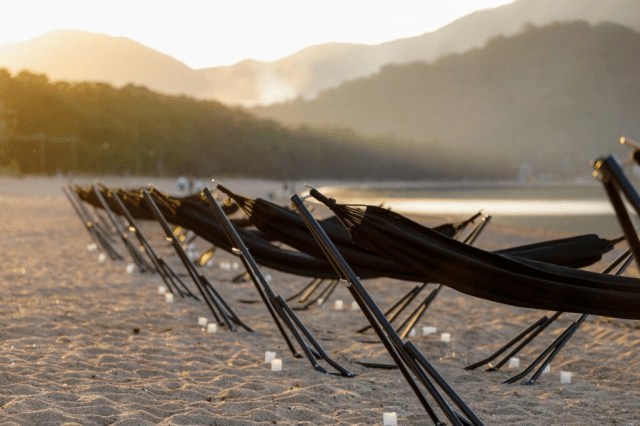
[216,184,619,269]
[309,188,640,320]
[215,184,482,273]
[77,185,622,287]
[76,186,411,280]
[75,185,239,223]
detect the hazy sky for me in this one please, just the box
[1,0,514,69]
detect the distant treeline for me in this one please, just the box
[253,21,640,178]
[0,69,514,180]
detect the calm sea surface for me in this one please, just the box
[320,182,633,237]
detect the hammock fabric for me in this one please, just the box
[216,184,471,275]
[75,186,395,280]
[494,234,622,269]
[76,185,622,292]
[216,184,618,269]
[76,185,476,281]
[75,186,239,222]
[309,188,640,320]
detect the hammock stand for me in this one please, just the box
[91,184,155,274]
[291,193,484,426]
[63,186,123,261]
[142,189,252,333]
[108,188,200,300]
[203,186,353,377]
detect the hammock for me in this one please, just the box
[76,185,623,290]
[309,188,640,320]
[75,185,238,223]
[75,186,384,280]
[217,184,618,269]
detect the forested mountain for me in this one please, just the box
[1,0,637,106]
[0,69,508,179]
[252,21,640,177]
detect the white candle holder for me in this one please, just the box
[508,357,520,369]
[271,358,282,371]
[126,263,136,274]
[158,285,167,295]
[165,293,174,303]
[560,371,572,384]
[383,412,397,426]
[207,323,217,333]
[422,326,437,335]
[440,332,451,343]
[334,300,343,310]
[198,317,208,327]
[265,351,276,363]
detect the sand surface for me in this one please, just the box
[0,176,639,425]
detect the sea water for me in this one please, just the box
[319,182,627,236]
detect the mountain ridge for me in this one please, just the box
[251,21,640,177]
[1,0,638,106]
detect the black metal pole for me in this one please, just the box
[291,193,485,426]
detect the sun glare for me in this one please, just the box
[1,0,514,69]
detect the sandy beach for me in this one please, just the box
[0,176,638,425]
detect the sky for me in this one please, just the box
[1,0,514,69]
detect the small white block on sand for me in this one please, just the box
[440,332,451,343]
[158,285,167,295]
[423,326,437,335]
[561,371,572,384]
[351,301,360,311]
[508,357,520,369]
[542,364,551,374]
[98,253,107,263]
[408,328,416,337]
[334,300,343,310]
[383,412,397,426]
[165,293,174,303]
[87,243,98,252]
[207,323,217,333]
[265,351,276,363]
[198,317,208,327]
[271,358,282,371]
[126,263,136,274]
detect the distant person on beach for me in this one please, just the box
[176,176,187,192]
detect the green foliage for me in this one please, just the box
[0,68,503,179]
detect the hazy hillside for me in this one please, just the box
[251,0,640,104]
[0,68,506,180]
[253,21,640,177]
[0,31,208,97]
[1,0,638,106]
